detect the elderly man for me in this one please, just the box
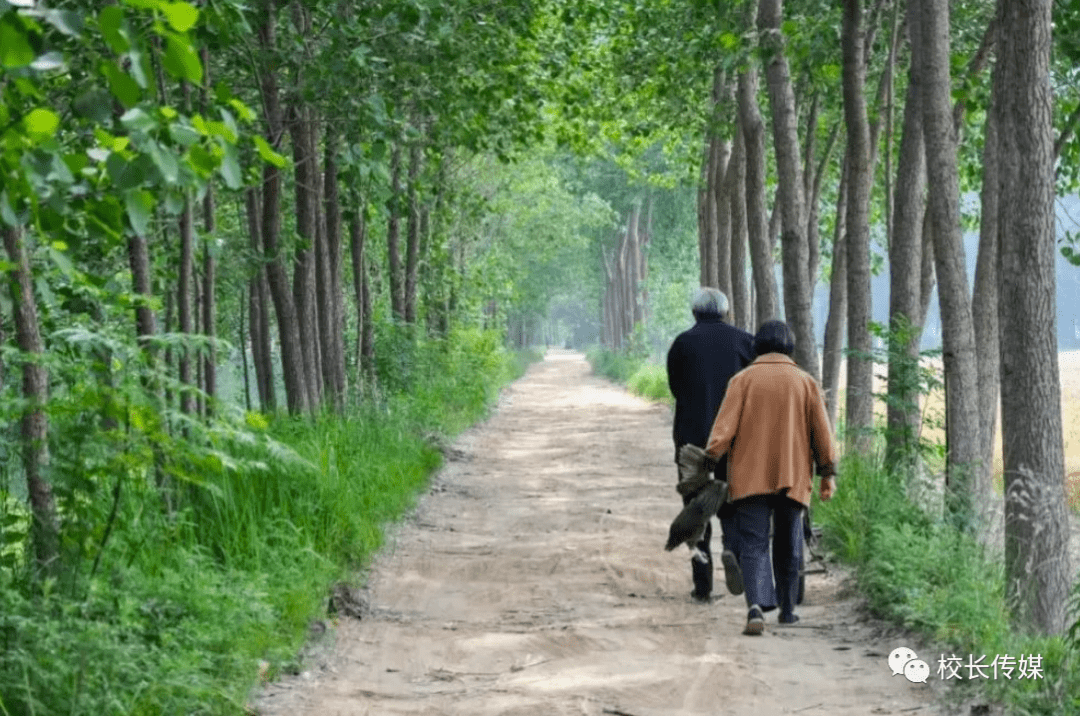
[666,288,754,602]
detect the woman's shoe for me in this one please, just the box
[744,604,765,635]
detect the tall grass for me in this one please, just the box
[0,327,531,716]
[816,454,1080,715]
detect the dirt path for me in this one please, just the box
[254,351,943,716]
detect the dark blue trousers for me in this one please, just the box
[733,492,804,619]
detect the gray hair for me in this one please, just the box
[691,287,729,319]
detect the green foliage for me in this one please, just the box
[626,362,671,405]
[816,454,1080,715]
[586,345,647,384]
[0,329,528,716]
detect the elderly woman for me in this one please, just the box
[705,320,837,635]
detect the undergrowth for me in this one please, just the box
[816,454,1080,715]
[0,327,532,716]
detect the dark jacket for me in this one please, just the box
[666,315,754,476]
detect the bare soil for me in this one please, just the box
[253,350,949,716]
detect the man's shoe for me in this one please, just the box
[720,550,744,595]
[743,605,765,635]
[690,590,712,604]
[778,613,800,625]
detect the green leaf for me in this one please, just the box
[124,188,156,235]
[102,60,141,107]
[30,51,65,71]
[146,140,179,183]
[228,98,255,122]
[106,153,152,189]
[123,0,165,9]
[169,120,200,147]
[42,9,84,37]
[219,143,241,189]
[0,190,18,227]
[120,107,158,132]
[162,32,202,83]
[187,144,216,175]
[98,6,129,54]
[23,108,60,139]
[162,1,198,32]
[0,15,35,68]
[253,135,286,168]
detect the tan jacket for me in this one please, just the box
[705,354,837,506]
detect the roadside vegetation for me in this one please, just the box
[0,328,533,716]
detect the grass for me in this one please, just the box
[0,327,535,716]
[815,454,1080,715]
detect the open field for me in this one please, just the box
[833,351,1080,514]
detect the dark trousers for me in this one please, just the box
[733,492,804,619]
[682,486,738,598]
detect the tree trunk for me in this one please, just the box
[3,226,59,575]
[202,188,216,414]
[320,129,347,410]
[738,64,779,325]
[759,0,818,379]
[240,287,251,411]
[842,0,875,451]
[916,0,982,526]
[973,78,1001,509]
[404,136,423,324]
[729,123,752,331]
[822,154,849,428]
[289,104,322,410]
[995,0,1071,634]
[256,2,308,414]
[701,136,719,288]
[200,48,216,412]
[886,6,928,469]
[178,197,195,417]
[245,187,276,412]
[712,70,733,299]
[350,191,371,381]
[387,141,405,321]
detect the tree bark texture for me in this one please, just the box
[886,8,928,469]
[3,225,59,575]
[973,82,1001,510]
[178,197,195,417]
[322,131,347,409]
[256,3,308,414]
[758,0,818,379]
[994,0,1071,635]
[288,104,323,410]
[915,0,982,524]
[388,141,405,321]
[842,0,875,451]
[729,123,752,332]
[404,137,423,324]
[245,187,276,412]
[737,66,778,326]
[822,154,849,428]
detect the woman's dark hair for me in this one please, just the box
[754,320,795,357]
